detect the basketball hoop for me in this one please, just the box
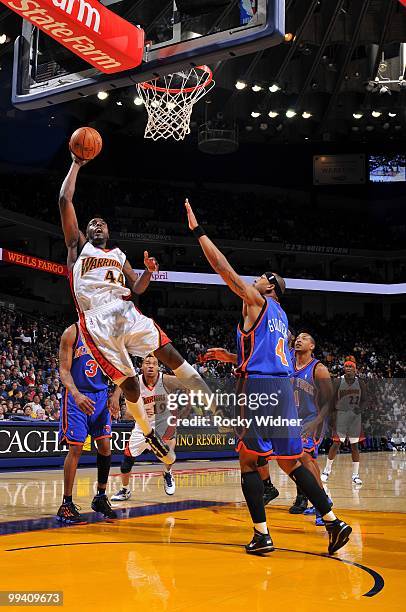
[136,65,215,141]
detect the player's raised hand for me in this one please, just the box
[144,251,159,273]
[73,392,95,415]
[185,198,198,230]
[70,152,89,167]
[203,348,236,364]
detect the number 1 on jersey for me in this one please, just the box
[275,337,289,366]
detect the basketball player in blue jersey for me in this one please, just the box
[185,199,352,555]
[291,332,333,524]
[57,323,118,524]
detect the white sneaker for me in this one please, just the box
[111,488,131,502]
[163,471,176,495]
[321,470,330,483]
[352,475,363,485]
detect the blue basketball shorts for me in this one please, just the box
[235,377,303,459]
[59,388,111,445]
[302,435,321,459]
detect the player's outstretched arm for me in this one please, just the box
[59,157,87,268]
[203,348,238,365]
[59,325,95,416]
[185,200,263,306]
[123,251,159,295]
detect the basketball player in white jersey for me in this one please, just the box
[111,355,183,500]
[321,358,367,485]
[59,156,213,466]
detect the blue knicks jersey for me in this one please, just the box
[292,357,320,425]
[71,326,108,393]
[236,297,292,377]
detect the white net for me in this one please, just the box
[136,66,215,141]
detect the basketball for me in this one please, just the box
[69,127,102,161]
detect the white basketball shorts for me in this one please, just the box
[125,417,177,459]
[79,299,171,382]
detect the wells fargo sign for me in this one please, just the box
[1,0,145,73]
[1,248,68,276]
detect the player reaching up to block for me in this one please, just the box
[185,199,352,556]
[57,324,119,524]
[58,156,213,467]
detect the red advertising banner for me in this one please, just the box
[1,0,145,74]
[2,249,68,276]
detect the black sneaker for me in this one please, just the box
[91,494,117,520]
[325,519,352,554]
[245,529,275,555]
[263,483,279,506]
[56,502,87,525]
[145,428,176,465]
[289,494,308,514]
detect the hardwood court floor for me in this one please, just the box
[0,453,405,611]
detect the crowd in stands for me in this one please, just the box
[0,170,403,251]
[0,305,405,451]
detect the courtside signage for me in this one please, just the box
[2,0,145,73]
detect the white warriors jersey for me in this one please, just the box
[71,242,130,312]
[139,373,169,423]
[336,376,361,412]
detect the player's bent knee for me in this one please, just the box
[121,455,135,474]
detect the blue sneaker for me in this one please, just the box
[303,506,316,515]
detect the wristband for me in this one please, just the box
[193,226,206,238]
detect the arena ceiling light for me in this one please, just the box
[372,110,382,118]
[0,34,7,45]
[235,80,247,90]
[133,96,143,106]
[116,101,123,106]
[365,125,374,132]
[251,111,261,118]
[353,112,363,119]
[97,91,109,100]
[388,112,397,117]
[252,84,263,92]
[302,111,312,119]
[269,84,281,93]
[286,109,297,118]
[268,110,279,118]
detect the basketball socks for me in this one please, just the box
[63,495,73,504]
[96,453,111,491]
[325,458,334,473]
[241,471,267,529]
[125,397,153,435]
[289,465,336,519]
[172,361,214,412]
[352,461,360,476]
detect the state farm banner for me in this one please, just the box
[313,154,366,185]
[1,248,67,276]
[1,0,144,73]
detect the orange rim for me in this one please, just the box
[139,65,213,94]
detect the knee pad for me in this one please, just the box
[121,455,135,474]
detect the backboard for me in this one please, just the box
[12,0,285,109]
